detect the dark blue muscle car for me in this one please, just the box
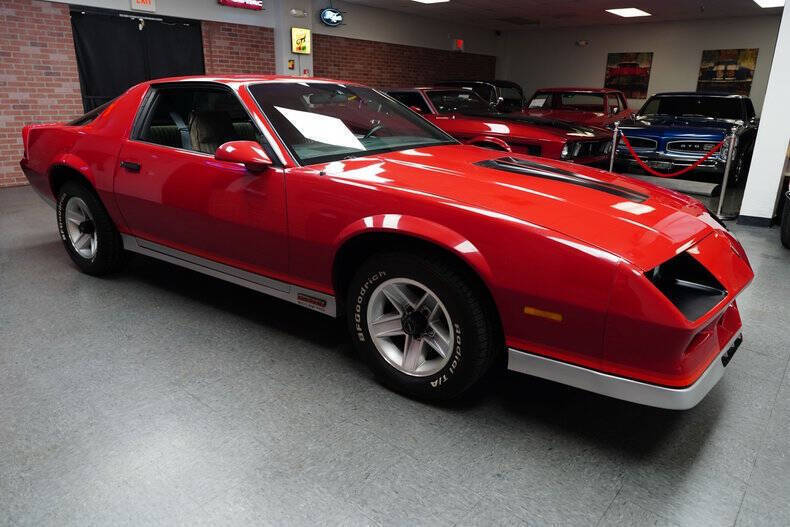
[615,92,758,184]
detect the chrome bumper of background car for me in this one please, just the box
[616,150,725,173]
[507,332,743,410]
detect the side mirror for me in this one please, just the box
[610,106,620,115]
[215,141,272,172]
[408,105,425,114]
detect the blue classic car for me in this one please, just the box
[615,92,758,184]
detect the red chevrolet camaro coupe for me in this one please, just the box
[387,87,612,165]
[21,75,753,409]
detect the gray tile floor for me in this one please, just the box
[1,184,789,526]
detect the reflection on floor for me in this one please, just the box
[2,185,789,526]
[623,171,746,218]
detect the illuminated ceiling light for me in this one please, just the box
[605,8,652,17]
[753,0,784,7]
[411,0,450,4]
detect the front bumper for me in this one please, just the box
[615,149,726,175]
[507,332,743,410]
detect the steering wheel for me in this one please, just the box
[362,121,384,140]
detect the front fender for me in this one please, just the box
[464,135,512,152]
[333,214,495,286]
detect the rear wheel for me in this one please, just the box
[346,252,497,401]
[56,181,126,275]
[781,193,790,249]
[731,143,754,188]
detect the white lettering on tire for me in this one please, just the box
[355,271,387,341]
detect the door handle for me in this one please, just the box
[120,161,141,172]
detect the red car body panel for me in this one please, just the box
[525,87,634,127]
[20,75,753,394]
[389,87,612,165]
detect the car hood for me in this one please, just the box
[455,112,611,140]
[621,115,737,137]
[323,144,717,270]
[523,108,609,126]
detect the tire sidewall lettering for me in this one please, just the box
[430,322,463,388]
[354,270,387,342]
[56,192,68,242]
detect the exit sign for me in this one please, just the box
[130,0,156,12]
[218,0,263,10]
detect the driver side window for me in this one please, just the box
[607,94,621,114]
[139,87,263,155]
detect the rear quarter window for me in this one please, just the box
[68,99,115,126]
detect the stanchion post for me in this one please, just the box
[716,127,738,218]
[609,121,620,173]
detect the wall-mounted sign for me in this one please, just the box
[218,0,263,11]
[697,49,759,96]
[130,0,156,12]
[319,7,343,27]
[604,52,653,99]
[291,27,311,54]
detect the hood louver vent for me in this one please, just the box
[476,157,649,203]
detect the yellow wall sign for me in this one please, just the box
[291,27,311,54]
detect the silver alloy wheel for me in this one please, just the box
[64,197,97,259]
[366,277,454,377]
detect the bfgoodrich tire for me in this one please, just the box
[56,181,126,275]
[346,252,497,401]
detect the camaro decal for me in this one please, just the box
[476,157,649,203]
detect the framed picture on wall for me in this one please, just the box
[697,49,758,96]
[604,52,653,99]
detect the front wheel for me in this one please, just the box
[56,181,126,275]
[346,252,498,401]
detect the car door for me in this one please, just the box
[114,83,289,278]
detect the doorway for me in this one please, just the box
[70,7,204,111]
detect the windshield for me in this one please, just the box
[557,93,605,112]
[639,96,742,120]
[248,82,455,165]
[427,89,491,114]
[528,92,606,112]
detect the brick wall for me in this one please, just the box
[313,34,496,89]
[202,21,275,75]
[0,0,82,188]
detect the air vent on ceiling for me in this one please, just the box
[495,16,539,26]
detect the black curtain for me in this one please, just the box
[71,9,204,111]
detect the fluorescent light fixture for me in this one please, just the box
[411,0,450,3]
[605,8,652,17]
[753,0,784,7]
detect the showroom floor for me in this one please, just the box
[1,185,789,527]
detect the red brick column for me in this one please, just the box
[313,33,496,89]
[0,0,83,188]
[202,21,275,75]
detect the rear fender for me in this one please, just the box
[48,153,96,193]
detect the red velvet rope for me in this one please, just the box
[618,133,727,178]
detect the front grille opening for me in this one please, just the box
[574,140,610,158]
[646,252,727,321]
[624,137,657,150]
